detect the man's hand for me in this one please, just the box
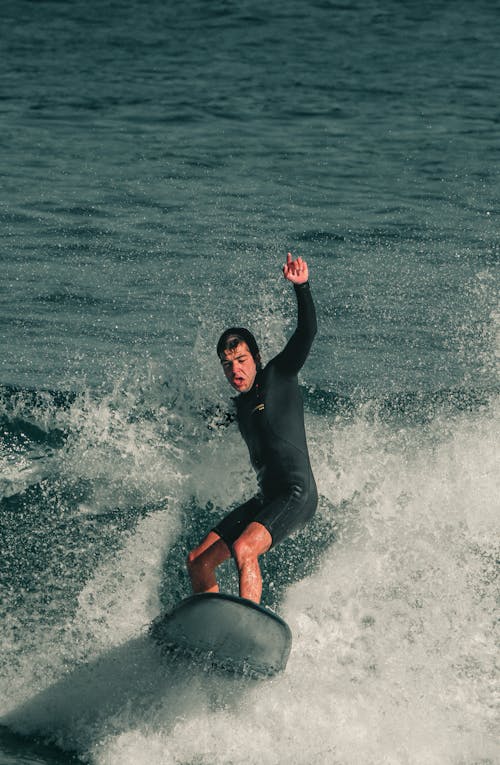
[283,252,309,285]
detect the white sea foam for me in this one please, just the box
[3,394,497,765]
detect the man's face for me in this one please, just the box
[220,341,257,393]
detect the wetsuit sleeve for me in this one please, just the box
[273,282,317,375]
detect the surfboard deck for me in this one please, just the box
[149,592,292,678]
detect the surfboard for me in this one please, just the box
[149,592,292,677]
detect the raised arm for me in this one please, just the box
[274,253,317,375]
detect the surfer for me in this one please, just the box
[187,253,317,604]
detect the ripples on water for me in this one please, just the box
[1,1,498,763]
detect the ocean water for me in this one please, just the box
[1,1,498,763]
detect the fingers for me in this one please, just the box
[283,252,291,277]
[284,254,304,273]
[283,252,309,283]
[284,252,298,273]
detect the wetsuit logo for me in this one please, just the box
[252,404,265,414]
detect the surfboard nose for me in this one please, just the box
[150,592,292,677]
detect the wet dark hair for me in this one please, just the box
[216,327,262,369]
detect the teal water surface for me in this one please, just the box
[1,1,498,764]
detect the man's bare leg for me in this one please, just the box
[232,522,272,603]
[187,531,231,593]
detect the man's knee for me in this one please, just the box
[187,536,231,574]
[187,549,207,581]
[232,523,272,566]
[186,546,210,573]
[186,549,198,572]
[232,536,255,567]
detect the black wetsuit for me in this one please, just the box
[214,282,318,549]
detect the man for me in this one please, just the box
[187,252,317,604]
